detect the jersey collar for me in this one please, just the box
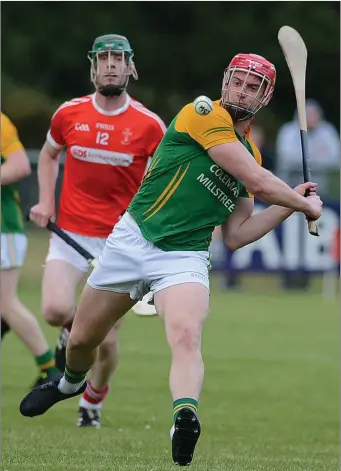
[91,93,131,116]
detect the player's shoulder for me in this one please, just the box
[175,99,234,134]
[129,98,167,133]
[52,94,94,119]
[178,99,233,123]
[1,112,13,128]
[1,112,17,137]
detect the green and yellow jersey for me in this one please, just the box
[1,113,25,233]
[128,100,262,251]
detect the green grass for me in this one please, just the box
[1,231,340,470]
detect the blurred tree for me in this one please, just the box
[1,1,339,148]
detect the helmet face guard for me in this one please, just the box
[88,34,138,96]
[221,53,276,121]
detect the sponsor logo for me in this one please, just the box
[196,164,239,212]
[75,123,90,132]
[70,146,134,166]
[96,123,115,131]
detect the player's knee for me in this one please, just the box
[42,303,70,327]
[100,335,117,353]
[68,332,85,351]
[68,330,96,352]
[167,319,202,353]
[0,295,17,316]
[99,326,119,357]
[99,340,117,363]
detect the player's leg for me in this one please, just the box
[146,242,211,466]
[154,282,209,466]
[68,234,124,428]
[19,284,135,417]
[43,231,124,427]
[156,283,209,401]
[77,320,121,428]
[0,233,59,386]
[42,232,88,370]
[19,217,141,417]
[65,286,133,387]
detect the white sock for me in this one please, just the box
[58,376,86,395]
[79,397,103,410]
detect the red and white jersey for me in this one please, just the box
[47,93,166,237]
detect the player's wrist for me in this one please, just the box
[38,197,55,208]
[295,195,310,214]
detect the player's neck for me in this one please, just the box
[94,91,129,112]
[234,118,253,137]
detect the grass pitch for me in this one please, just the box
[1,231,339,471]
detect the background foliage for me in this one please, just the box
[2,1,340,147]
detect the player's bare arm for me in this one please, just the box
[208,142,322,221]
[0,148,31,186]
[30,140,61,227]
[222,181,319,251]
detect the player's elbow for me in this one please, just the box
[223,228,243,251]
[20,159,32,178]
[224,234,244,251]
[225,237,239,251]
[11,151,32,180]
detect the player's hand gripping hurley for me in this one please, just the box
[278,25,319,236]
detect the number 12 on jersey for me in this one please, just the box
[96,132,109,146]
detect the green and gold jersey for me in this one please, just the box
[1,113,25,234]
[128,100,262,251]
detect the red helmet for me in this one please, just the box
[221,53,276,121]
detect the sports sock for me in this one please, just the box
[35,350,58,374]
[173,398,198,421]
[58,363,88,394]
[79,380,109,409]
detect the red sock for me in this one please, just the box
[82,380,109,406]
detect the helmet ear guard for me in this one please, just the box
[221,53,276,121]
[88,34,138,95]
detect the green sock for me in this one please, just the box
[35,350,58,374]
[173,398,198,421]
[64,363,88,384]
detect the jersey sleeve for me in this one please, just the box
[240,135,263,198]
[46,105,67,149]
[145,117,167,156]
[1,113,24,158]
[247,136,263,167]
[174,102,238,150]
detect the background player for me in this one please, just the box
[28,34,166,428]
[20,54,322,464]
[1,113,59,387]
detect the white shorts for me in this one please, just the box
[88,212,210,301]
[46,230,106,272]
[1,233,28,269]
